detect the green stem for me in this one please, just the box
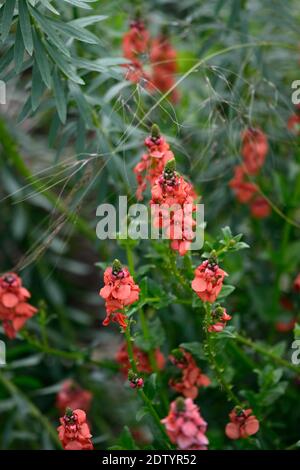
[0,371,62,448]
[234,333,300,374]
[124,322,171,448]
[203,304,241,406]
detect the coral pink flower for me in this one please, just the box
[99,260,140,329]
[192,260,228,303]
[241,128,268,175]
[149,35,179,103]
[293,273,300,292]
[122,19,150,85]
[56,380,92,415]
[169,348,210,399]
[0,273,38,339]
[225,407,259,440]
[150,158,197,256]
[250,196,271,219]
[162,397,209,450]
[58,408,93,450]
[134,124,174,201]
[229,165,257,204]
[208,305,232,332]
[116,342,165,376]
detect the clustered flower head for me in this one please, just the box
[122,17,179,102]
[56,380,92,415]
[122,17,150,85]
[229,127,270,219]
[128,370,144,389]
[162,397,209,450]
[208,304,232,332]
[150,158,197,256]
[116,342,165,376]
[225,406,260,440]
[169,348,210,399]
[149,32,179,103]
[192,258,228,303]
[0,272,38,339]
[99,259,140,329]
[58,408,93,450]
[134,124,174,200]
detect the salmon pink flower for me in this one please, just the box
[99,260,140,329]
[56,380,92,415]
[58,408,93,450]
[149,34,179,103]
[150,158,198,256]
[122,18,150,85]
[208,304,232,333]
[225,407,259,440]
[229,165,257,204]
[192,260,228,303]
[169,348,210,399]
[250,196,271,219]
[134,124,174,200]
[116,342,165,376]
[241,128,268,175]
[162,397,209,450]
[0,273,38,339]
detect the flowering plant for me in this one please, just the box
[0,0,299,454]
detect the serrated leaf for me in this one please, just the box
[0,0,16,42]
[19,0,33,55]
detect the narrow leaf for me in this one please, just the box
[52,68,67,124]
[32,29,51,88]
[14,20,25,73]
[19,0,33,55]
[0,0,16,42]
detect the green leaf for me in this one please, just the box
[29,8,70,58]
[19,0,33,55]
[218,284,235,299]
[136,406,148,422]
[0,46,14,75]
[69,15,108,27]
[51,20,99,45]
[31,59,45,110]
[14,21,25,73]
[62,0,94,9]
[0,0,16,42]
[44,41,84,84]
[52,68,67,124]
[69,82,93,127]
[180,342,205,361]
[39,0,60,15]
[32,29,51,88]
